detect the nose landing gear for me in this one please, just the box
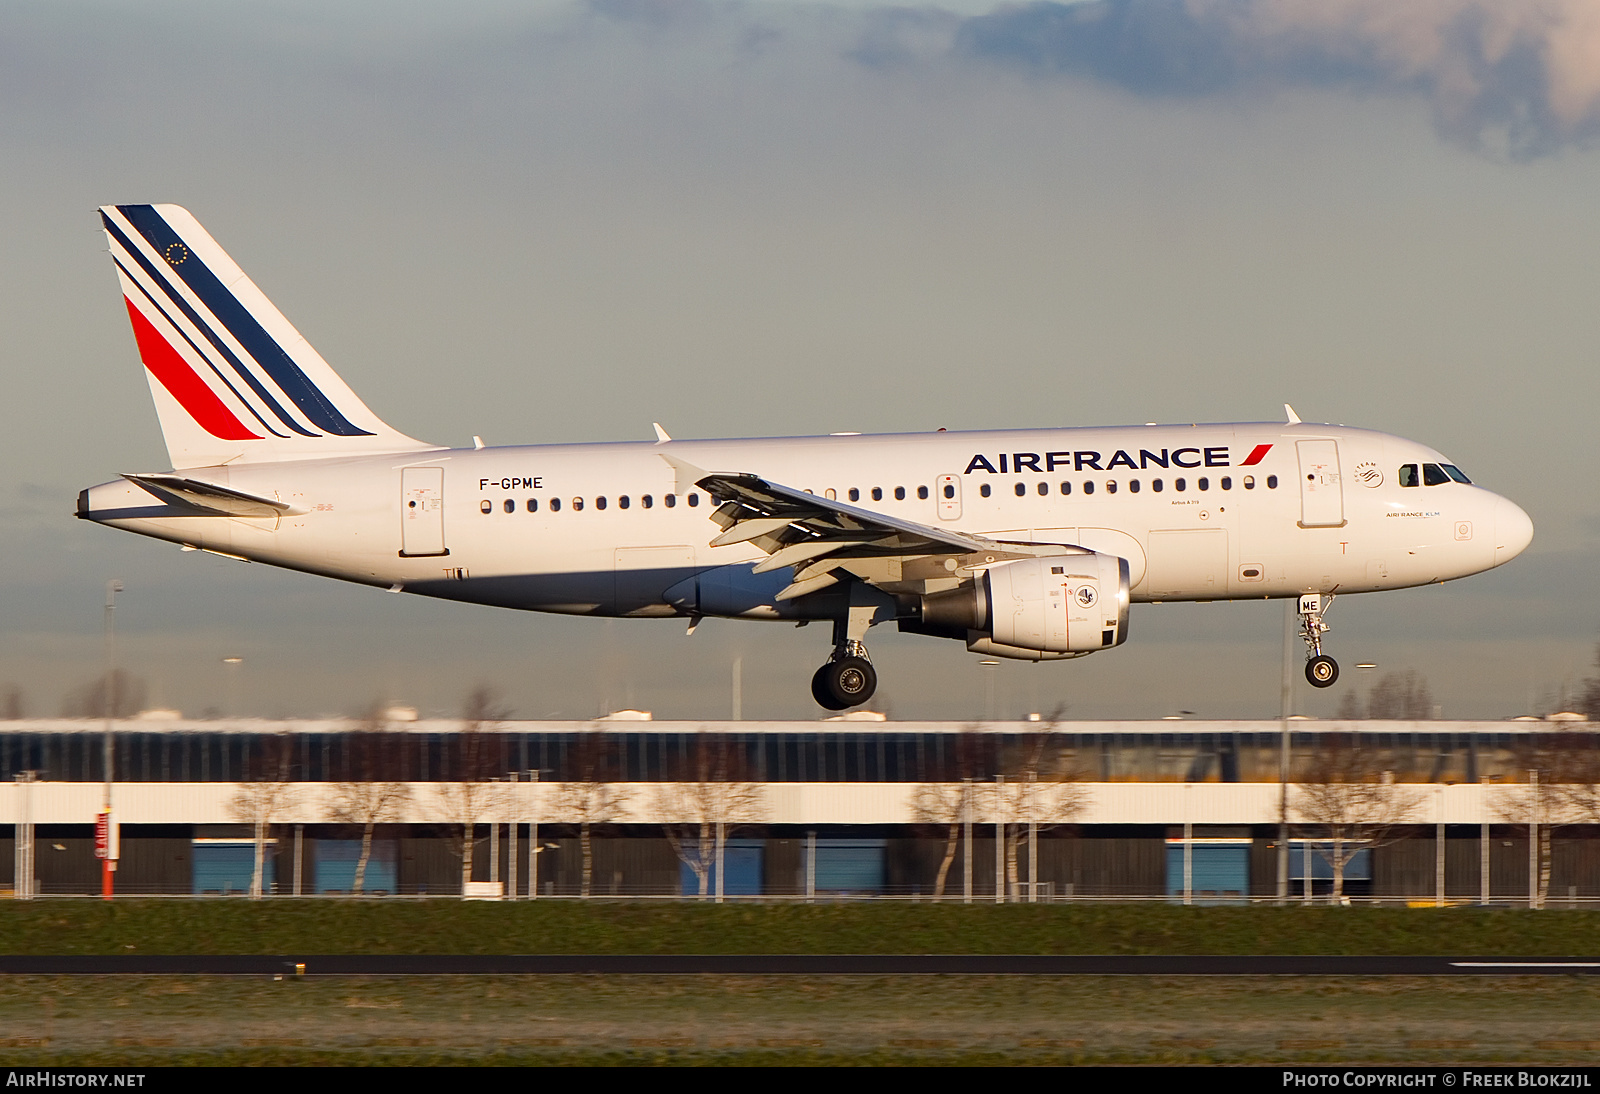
[1298,593,1339,688]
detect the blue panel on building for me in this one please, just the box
[1288,842,1372,881]
[193,842,273,895]
[678,840,764,896]
[814,839,887,893]
[1165,845,1249,904]
[314,839,398,894]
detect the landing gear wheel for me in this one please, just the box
[1306,655,1339,688]
[812,665,848,711]
[816,656,877,709]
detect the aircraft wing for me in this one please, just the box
[694,470,1084,602]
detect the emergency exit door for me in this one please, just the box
[400,466,448,556]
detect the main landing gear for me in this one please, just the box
[811,608,881,710]
[812,644,877,711]
[1297,593,1339,688]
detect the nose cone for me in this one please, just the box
[1493,495,1534,566]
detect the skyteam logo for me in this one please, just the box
[102,205,373,443]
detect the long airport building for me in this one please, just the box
[2,717,1596,903]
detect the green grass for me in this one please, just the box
[2,900,1598,956]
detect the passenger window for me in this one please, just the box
[1175,478,1186,492]
[871,487,883,501]
[526,498,538,513]
[1083,481,1094,495]
[1221,477,1232,490]
[941,485,953,499]
[1059,482,1071,495]
[503,498,515,514]
[918,486,929,500]
[1423,463,1449,486]
[1266,475,1278,489]
[848,488,860,502]
[1106,480,1117,494]
[1398,464,1419,488]
[599,496,610,510]
[573,497,584,511]
[550,498,561,512]
[480,500,492,514]
[619,496,630,510]
[1129,480,1140,494]
[980,484,992,498]
[895,486,906,501]
[1014,482,1026,497]
[1152,479,1163,493]
[1442,464,1472,484]
[665,494,676,508]
[642,495,653,509]
[1037,482,1048,496]
[1198,477,1208,491]
[1243,476,1255,490]
[688,493,700,507]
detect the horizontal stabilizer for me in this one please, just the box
[122,473,303,517]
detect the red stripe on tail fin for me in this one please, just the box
[124,298,260,441]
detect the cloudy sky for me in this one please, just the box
[4,0,1599,722]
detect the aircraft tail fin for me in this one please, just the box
[100,204,437,469]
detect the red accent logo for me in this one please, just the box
[1240,444,1273,466]
[124,298,260,441]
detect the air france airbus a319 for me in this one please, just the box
[79,205,1534,709]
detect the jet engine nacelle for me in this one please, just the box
[919,553,1130,660]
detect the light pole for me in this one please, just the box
[1277,599,1292,904]
[979,660,999,722]
[222,657,243,723]
[101,579,123,900]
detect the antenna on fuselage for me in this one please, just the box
[1283,404,1302,425]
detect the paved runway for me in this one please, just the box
[3,955,1599,975]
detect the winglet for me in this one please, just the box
[652,422,672,444]
[1284,404,1302,425]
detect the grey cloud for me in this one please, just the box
[954,0,1600,158]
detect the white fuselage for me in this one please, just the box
[82,422,1532,622]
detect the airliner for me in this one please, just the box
[78,205,1534,709]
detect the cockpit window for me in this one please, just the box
[1423,463,1450,486]
[1398,464,1419,488]
[1442,464,1472,484]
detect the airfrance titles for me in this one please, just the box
[963,444,1271,475]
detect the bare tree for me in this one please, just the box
[1579,644,1600,722]
[1493,737,1600,908]
[2,685,23,720]
[1366,671,1435,720]
[556,728,631,897]
[432,686,511,895]
[907,730,986,899]
[325,704,412,894]
[653,733,766,898]
[226,732,297,899]
[989,730,1091,900]
[1291,736,1425,901]
[61,670,146,719]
